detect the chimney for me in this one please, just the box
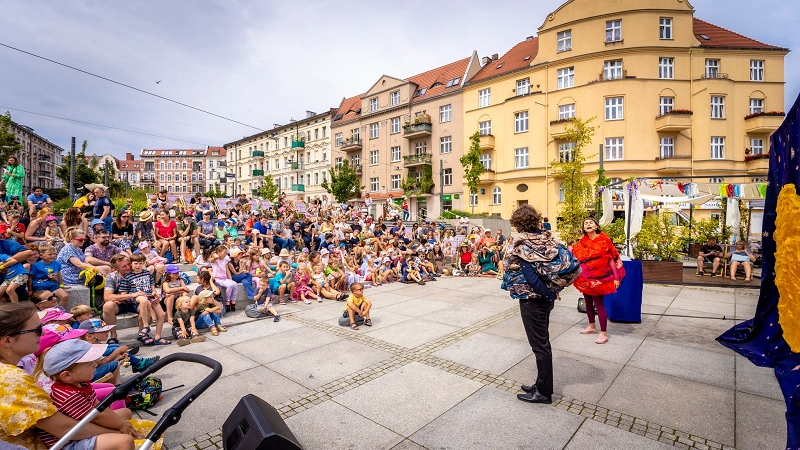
[306,110,317,118]
[482,56,491,65]
[126,152,134,160]
[491,54,499,61]
[526,36,534,42]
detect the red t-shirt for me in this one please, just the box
[154,220,177,239]
[39,381,96,447]
[460,250,472,264]
[13,223,25,244]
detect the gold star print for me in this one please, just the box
[764,231,770,237]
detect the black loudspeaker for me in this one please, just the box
[222,394,304,450]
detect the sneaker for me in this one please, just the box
[132,356,160,373]
[317,298,323,303]
[190,334,206,343]
[304,299,311,304]
[274,315,281,322]
[711,273,717,278]
[696,271,704,277]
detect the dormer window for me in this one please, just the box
[369,97,378,112]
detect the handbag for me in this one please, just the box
[577,297,586,313]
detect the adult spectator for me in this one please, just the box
[251,213,272,249]
[111,210,134,253]
[84,229,119,274]
[73,191,96,218]
[197,211,217,249]
[154,209,178,259]
[195,197,213,221]
[401,197,410,221]
[92,185,114,233]
[1,156,24,199]
[458,215,470,233]
[696,236,723,277]
[102,254,152,344]
[478,228,496,250]
[176,213,200,262]
[24,208,53,244]
[26,187,52,218]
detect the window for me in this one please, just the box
[390,117,401,134]
[479,120,492,136]
[705,59,720,78]
[558,104,576,120]
[414,141,427,154]
[480,153,492,170]
[323,152,327,161]
[391,174,401,190]
[443,168,453,186]
[604,60,623,80]
[370,123,379,139]
[470,193,478,207]
[660,137,675,159]
[322,126,326,138]
[160,163,165,170]
[558,142,575,163]
[514,111,529,133]
[711,96,725,119]
[605,97,624,121]
[390,146,401,162]
[658,57,674,79]
[605,137,624,160]
[559,183,565,202]
[335,157,343,168]
[514,148,529,168]
[750,60,764,82]
[711,137,725,159]
[167,174,172,182]
[191,174,196,182]
[492,187,501,205]
[315,129,319,140]
[352,154,360,166]
[390,91,400,106]
[445,77,461,87]
[352,128,360,141]
[167,162,172,170]
[557,67,574,89]
[182,163,187,169]
[710,177,724,184]
[606,20,622,42]
[750,98,764,115]
[370,177,379,192]
[369,97,379,112]
[440,136,452,154]
[659,96,674,116]
[370,150,379,166]
[516,78,530,96]
[659,17,672,39]
[479,88,491,107]
[750,138,764,155]
[160,174,165,181]
[439,104,451,123]
[557,30,572,52]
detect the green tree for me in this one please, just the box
[0,112,23,164]
[550,117,597,242]
[259,174,279,202]
[56,140,101,193]
[459,131,483,213]
[203,184,226,198]
[321,160,363,203]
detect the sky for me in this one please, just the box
[1,0,798,160]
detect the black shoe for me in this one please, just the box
[127,345,140,356]
[516,391,552,404]
[710,273,717,278]
[520,384,535,394]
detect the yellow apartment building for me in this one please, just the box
[331,54,482,218]
[462,0,788,224]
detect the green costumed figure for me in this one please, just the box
[2,156,25,199]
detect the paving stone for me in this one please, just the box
[432,331,531,374]
[628,339,735,389]
[366,318,460,348]
[735,391,786,450]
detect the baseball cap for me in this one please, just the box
[40,308,74,324]
[252,210,260,216]
[44,339,107,376]
[198,289,214,300]
[217,221,225,226]
[91,219,105,227]
[138,241,150,249]
[484,229,492,233]
[78,318,116,333]
[36,327,85,357]
[229,218,238,224]
[166,264,180,274]
[320,248,329,255]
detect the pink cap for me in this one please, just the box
[37,324,88,357]
[40,308,73,324]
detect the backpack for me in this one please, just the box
[126,376,163,411]
[538,243,581,289]
[245,303,273,319]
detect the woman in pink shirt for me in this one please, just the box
[154,210,178,260]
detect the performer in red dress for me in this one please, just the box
[571,217,624,344]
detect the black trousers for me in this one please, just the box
[519,298,555,396]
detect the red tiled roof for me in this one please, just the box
[693,18,786,50]
[469,37,539,84]
[333,94,364,124]
[406,56,471,103]
[140,149,207,157]
[207,146,226,156]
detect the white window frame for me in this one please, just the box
[710,177,724,184]
[414,141,427,154]
[558,104,576,120]
[478,88,491,107]
[660,137,675,159]
[514,147,529,168]
[480,153,492,170]
[711,96,725,119]
[558,142,575,163]
[370,123,379,139]
[711,137,725,159]
[605,137,624,161]
[750,60,764,82]
[370,177,379,192]
[492,187,501,205]
[391,174,401,190]
[516,78,530,96]
[440,136,452,154]
[391,146,401,162]
[442,168,453,186]
[390,91,400,106]
[606,20,622,42]
[439,104,452,123]
[369,97,379,112]
[557,67,574,90]
[749,98,764,115]
[659,96,674,116]
[335,157,343,169]
[335,133,343,146]
[705,59,720,78]
[478,120,492,136]
[605,97,624,121]
[604,60,623,80]
[659,17,672,40]
[750,138,764,156]
[514,111,529,133]
[390,117,401,134]
[352,128,360,141]
[659,57,674,79]
[470,193,478,207]
[557,30,572,53]
[370,150,379,166]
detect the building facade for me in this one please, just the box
[8,121,63,193]
[205,146,227,193]
[115,153,143,189]
[224,111,333,199]
[462,0,787,223]
[331,54,482,218]
[139,149,208,195]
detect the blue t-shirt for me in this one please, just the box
[0,239,25,257]
[253,222,270,234]
[27,193,50,209]
[30,260,62,291]
[0,254,28,280]
[93,195,113,219]
[269,272,286,291]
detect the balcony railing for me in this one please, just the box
[403,153,432,167]
[478,169,495,184]
[291,184,305,192]
[701,72,728,79]
[252,169,264,176]
[403,122,432,138]
[252,150,265,157]
[354,164,363,175]
[340,138,363,152]
[291,139,305,149]
[654,153,692,173]
[290,162,299,170]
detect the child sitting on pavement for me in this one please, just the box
[269,261,295,305]
[195,289,227,336]
[39,339,138,450]
[173,297,207,346]
[161,264,191,325]
[78,319,159,381]
[253,274,281,322]
[344,282,372,330]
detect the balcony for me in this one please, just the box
[354,164,363,176]
[290,162,299,170]
[252,169,264,176]
[219,161,227,167]
[745,112,784,134]
[550,120,571,139]
[403,153,432,167]
[654,154,692,173]
[252,189,261,196]
[655,111,693,133]
[479,135,495,151]
[252,151,265,157]
[745,153,770,174]
[340,138,363,153]
[38,171,53,178]
[701,72,729,79]
[403,122,432,139]
[478,169,495,184]
[291,184,305,192]
[291,139,305,149]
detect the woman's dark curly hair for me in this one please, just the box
[510,204,543,233]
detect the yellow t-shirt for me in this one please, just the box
[344,294,368,312]
[72,196,89,208]
[0,363,58,449]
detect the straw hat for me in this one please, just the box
[139,210,154,222]
[279,248,290,258]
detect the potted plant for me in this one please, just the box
[633,213,688,282]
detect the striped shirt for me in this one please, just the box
[39,382,96,447]
[120,269,155,295]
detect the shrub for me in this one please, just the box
[633,214,688,261]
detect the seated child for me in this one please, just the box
[70,304,94,329]
[173,297,207,345]
[39,339,138,450]
[269,261,295,304]
[253,274,281,322]
[467,254,481,277]
[405,260,424,285]
[79,319,159,382]
[311,264,347,301]
[29,243,69,308]
[0,251,29,303]
[161,264,191,324]
[120,253,169,346]
[195,289,227,336]
[343,282,372,330]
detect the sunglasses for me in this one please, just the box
[75,237,86,242]
[10,323,43,337]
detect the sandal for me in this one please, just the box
[138,335,155,346]
[152,337,171,345]
[210,326,219,336]
[364,319,372,327]
[137,327,151,339]
[350,323,359,330]
[216,325,227,332]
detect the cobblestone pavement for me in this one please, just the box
[119,278,785,450]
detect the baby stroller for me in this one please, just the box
[49,353,222,450]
